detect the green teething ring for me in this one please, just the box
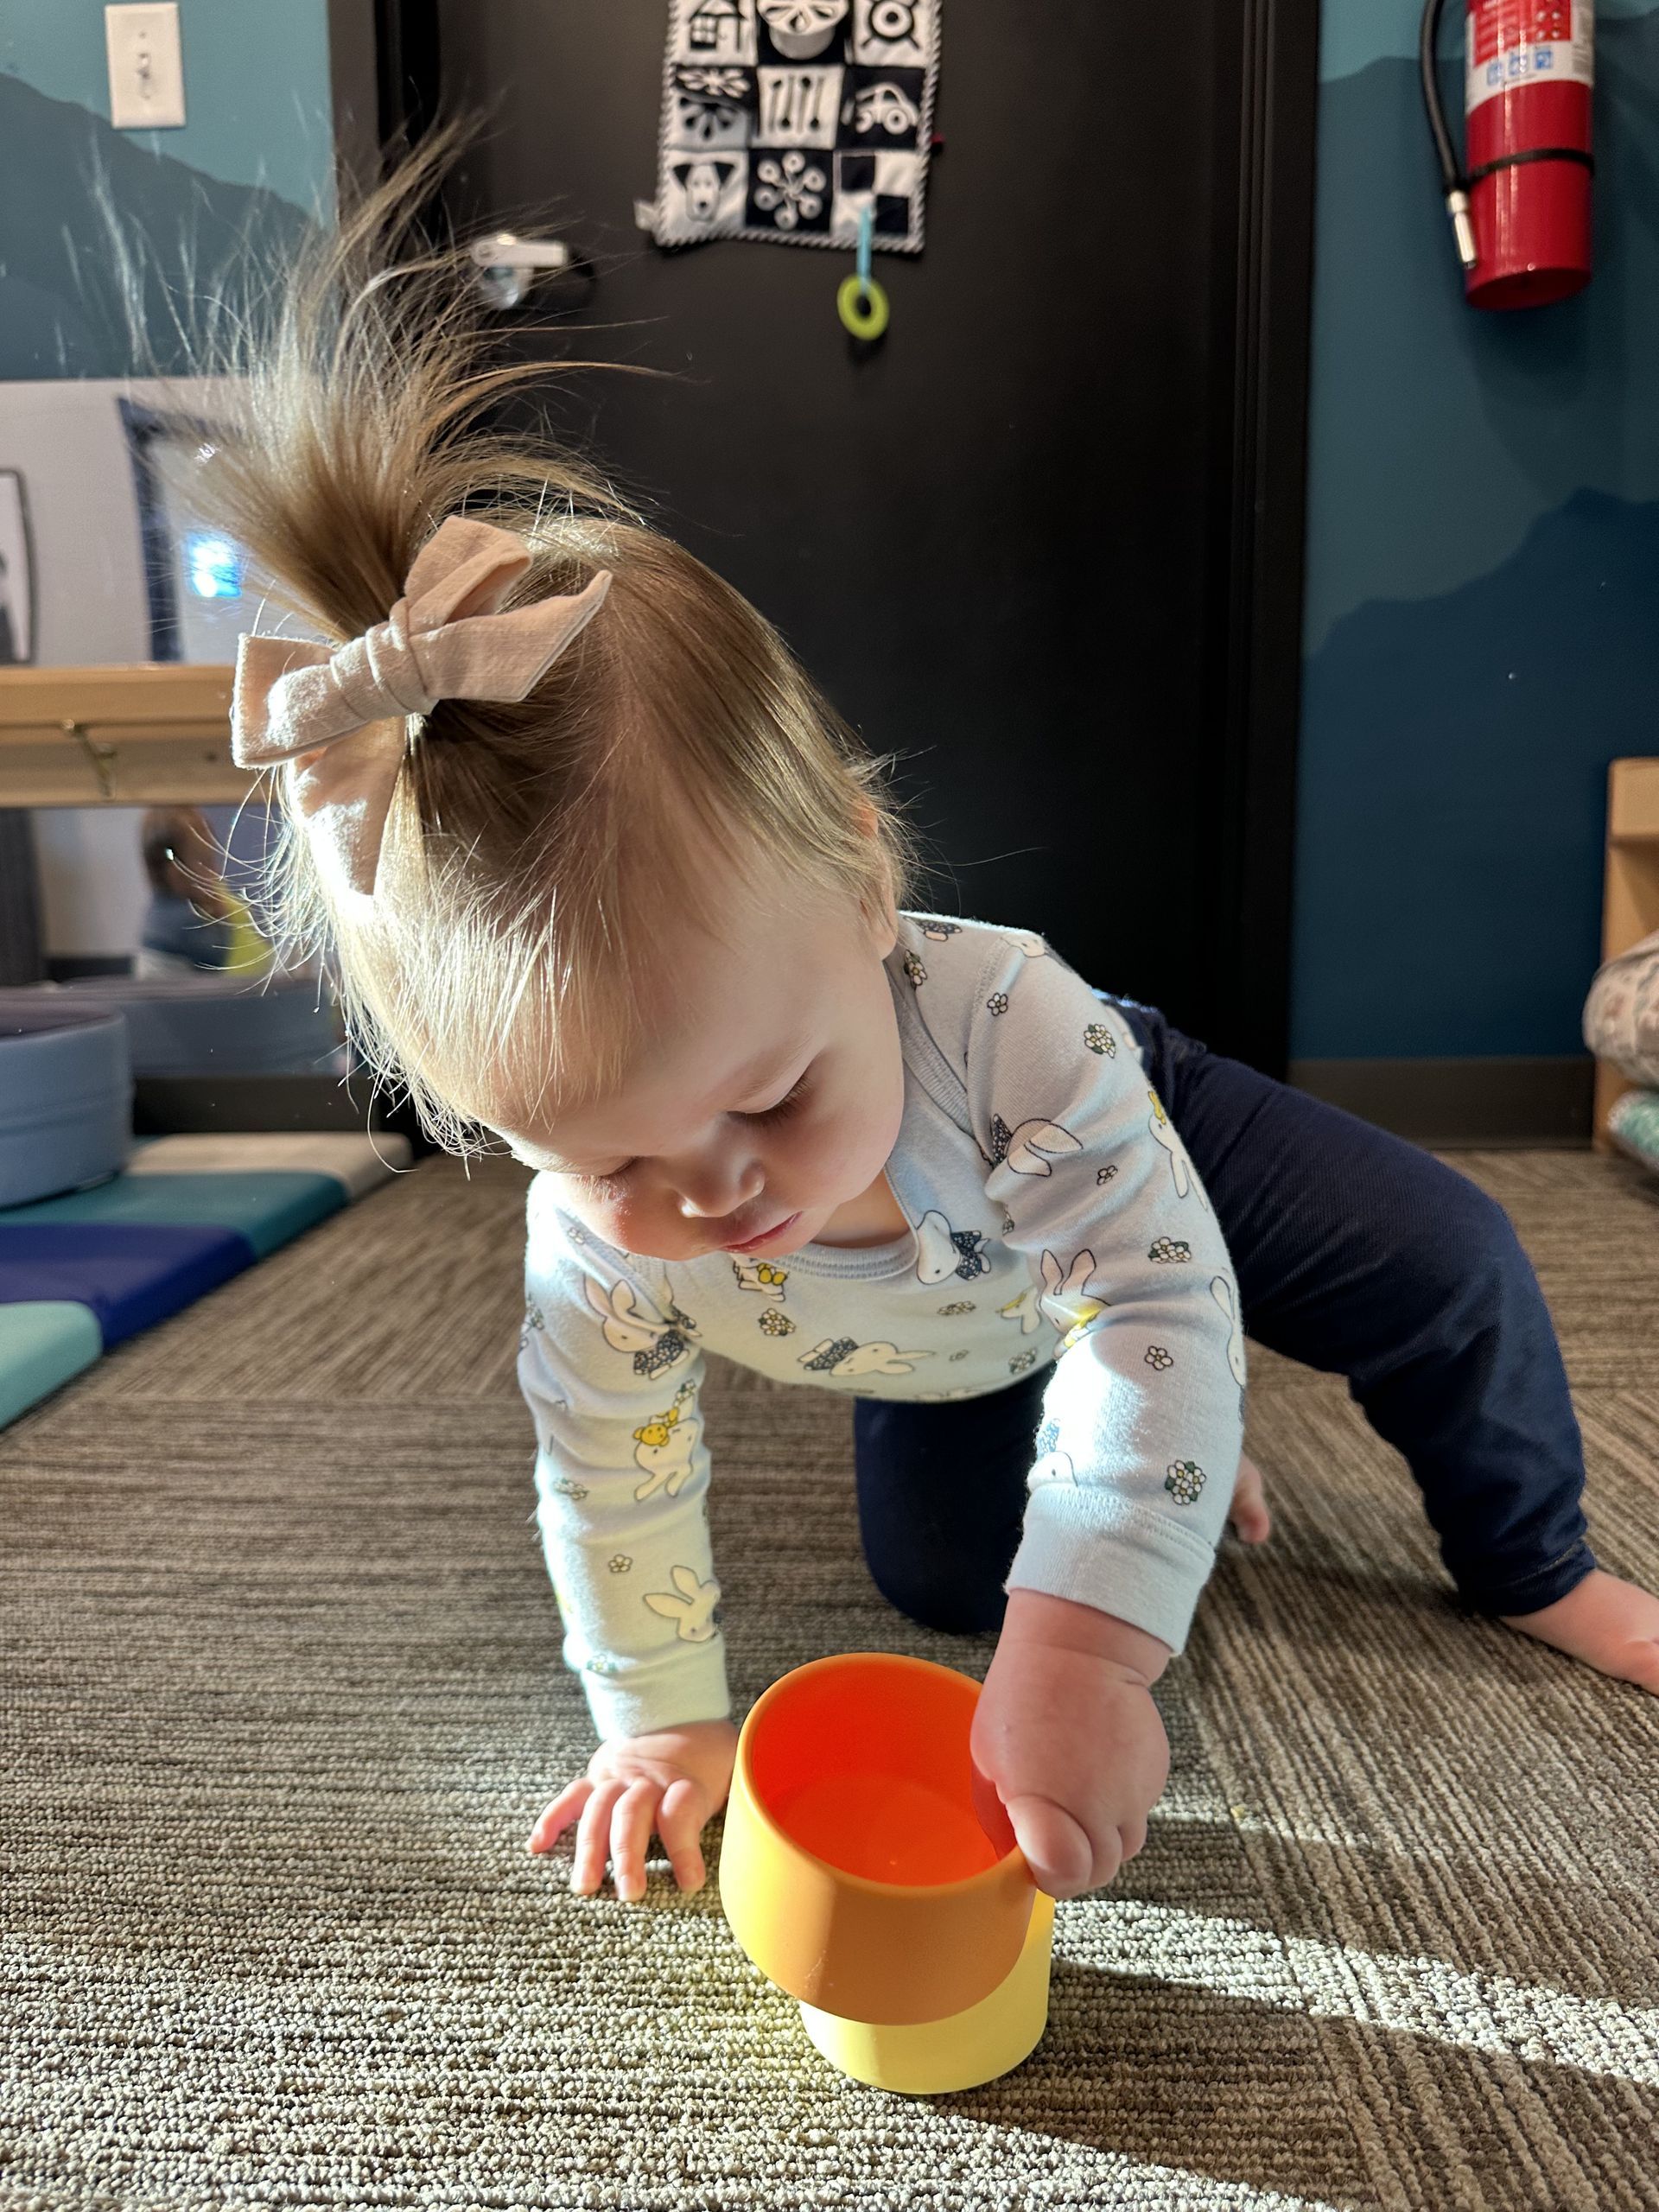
[837,273,890,340]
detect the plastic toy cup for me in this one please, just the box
[718,1652,1054,2093]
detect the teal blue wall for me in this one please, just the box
[1294,0,1659,1059]
[0,1,332,378]
[0,1,334,210]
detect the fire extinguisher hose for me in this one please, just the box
[1420,0,1480,270]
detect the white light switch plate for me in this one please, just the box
[106,3,186,130]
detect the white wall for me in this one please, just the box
[30,808,149,957]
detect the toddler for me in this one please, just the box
[219,185,1659,1910]
[137,806,271,979]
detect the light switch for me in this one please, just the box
[106,4,186,130]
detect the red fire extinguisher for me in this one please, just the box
[1421,0,1594,308]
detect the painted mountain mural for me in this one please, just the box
[1304,9,1659,645]
[0,75,310,380]
[1295,490,1659,1059]
[1294,7,1659,1060]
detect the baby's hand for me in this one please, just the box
[529,1719,740,1902]
[971,1591,1172,1898]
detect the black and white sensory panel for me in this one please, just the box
[651,0,940,252]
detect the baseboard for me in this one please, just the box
[1288,1056,1595,1147]
[46,955,133,982]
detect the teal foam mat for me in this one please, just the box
[0,1301,102,1428]
[0,1172,346,1260]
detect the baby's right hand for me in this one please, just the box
[528,1719,740,1902]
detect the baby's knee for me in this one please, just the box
[1401,1170,1533,1331]
[871,1562,1007,1637]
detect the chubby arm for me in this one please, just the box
[519,1179,730,1742]
[522,1270,738,1898]
[957,937,1246,1656]
[519,1185,740,1898]
[972,1591,1170,1898]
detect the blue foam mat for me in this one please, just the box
[0,1224,253,1348]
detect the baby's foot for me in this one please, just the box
[1501,1568,1659,1694]
[1229,1453,1271,1546]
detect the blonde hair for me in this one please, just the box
[140,806,220,906]
[197,141,917,1152]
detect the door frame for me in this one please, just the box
[1204,0,1320,1077]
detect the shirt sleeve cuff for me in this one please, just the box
[577,1639,734,1742]
[1006,1482,1219,1657]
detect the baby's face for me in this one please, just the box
[495,886,906,1263]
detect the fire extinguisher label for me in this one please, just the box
[1466,0,1593,112]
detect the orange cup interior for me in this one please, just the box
[745,1655,1012,1887]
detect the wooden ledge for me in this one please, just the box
[0,664,247,804]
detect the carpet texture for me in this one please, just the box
[3,1149,1657,2212]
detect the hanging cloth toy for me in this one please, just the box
[646,0,940,256]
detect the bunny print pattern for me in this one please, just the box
[732,1256,789,1299]
[585,1274,700,1379]
[643,1565,721,1642]
[519,912,1244,1740]
[1039,1249,1110,1351]
[798,1336,932,1376]
[632,1379,702,1501]
[914,1209,993,1284]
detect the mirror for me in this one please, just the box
[0,375,352,1116]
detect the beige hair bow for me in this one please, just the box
[232,515,612,896]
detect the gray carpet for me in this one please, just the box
[3,1149,1658,2212]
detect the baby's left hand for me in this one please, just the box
[971,1591,1173,1898]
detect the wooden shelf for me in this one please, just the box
[0,664,249,805]
[1593,757,1659,1146]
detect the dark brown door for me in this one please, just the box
[434,0,1314,1064]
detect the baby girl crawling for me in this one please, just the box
[213,175,1659,1911]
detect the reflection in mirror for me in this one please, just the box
[0,376,349,1096]
[0,467,33,666]
[29,798,346,1082]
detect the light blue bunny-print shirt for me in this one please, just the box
[519,912,1246,1741]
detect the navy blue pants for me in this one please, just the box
[854,1001,1594,1637]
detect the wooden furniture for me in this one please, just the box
[0,665,245,806]
[1593,757,1659,1147]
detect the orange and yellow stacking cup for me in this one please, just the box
[718,1653,1055,2093]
